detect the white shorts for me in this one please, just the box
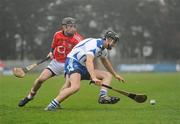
[47,59,65,75]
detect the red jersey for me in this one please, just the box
[51,31,83,63]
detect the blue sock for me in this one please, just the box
[99,89,107,97]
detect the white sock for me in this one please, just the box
[99,89,107,97]
[48,99,60,108]
[27,91,36,99]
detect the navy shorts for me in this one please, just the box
[64,58,91,80]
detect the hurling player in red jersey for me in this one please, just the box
[18,17,84,107]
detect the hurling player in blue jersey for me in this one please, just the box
[45,30,126,111]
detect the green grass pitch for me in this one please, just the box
[0,73,180,124]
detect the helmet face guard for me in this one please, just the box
[62,17,77,36]
[107,43,112,50]
[104,31,120,50]
[107,39,116,50]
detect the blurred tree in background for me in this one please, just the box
[0,0,180,63]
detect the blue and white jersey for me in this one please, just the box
[67,38,108,66]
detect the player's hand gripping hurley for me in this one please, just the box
[90,81,147,103]
[12,56,50,78]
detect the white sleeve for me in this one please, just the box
[84,41,97,57]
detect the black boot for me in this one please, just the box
[18,97,33,107]
[98,96,120,104]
